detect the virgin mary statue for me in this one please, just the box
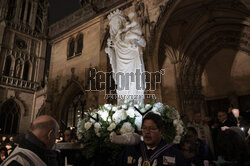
[105,9,146,105]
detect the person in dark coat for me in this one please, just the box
[116,112,186,166]
[1,115,63,166]
[216,127,249,166]
[180,139,204,166]
[185,127,213,161]
[217,111,236,129]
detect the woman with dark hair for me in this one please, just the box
[216,127,249,166]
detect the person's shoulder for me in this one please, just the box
[159,143,180,155]
[116,143,141,165]
[168,144,182,154]
[119,142,142,157]
[164,144,184,157]
[4,160,22,166]
[162,145,187,166]
[124,143,141,151]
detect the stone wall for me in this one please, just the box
[47,0,250,121]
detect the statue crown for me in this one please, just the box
[107,9,124,20]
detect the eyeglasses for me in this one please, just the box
[141,127,159,132]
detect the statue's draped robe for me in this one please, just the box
[105,11,146,104]
[113,29,146,104]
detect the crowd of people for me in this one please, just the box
[0,137,15,164]
[181,108,250,166]
[0,108,249,166]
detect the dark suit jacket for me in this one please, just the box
[116,140,187,166]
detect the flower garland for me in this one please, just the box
[77,101,185,161]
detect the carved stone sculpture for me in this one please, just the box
[105,9,146,104]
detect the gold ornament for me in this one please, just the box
[142,161,150,166]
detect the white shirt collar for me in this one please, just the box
[146,146,156,150]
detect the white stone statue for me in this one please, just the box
[105,9,146,104]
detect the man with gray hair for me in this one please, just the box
[1,115,62,166]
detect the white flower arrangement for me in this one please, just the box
[77,101,185,159]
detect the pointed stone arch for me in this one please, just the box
[23,60,32,81]
[3,55,14,76]
[56,79,86,128]
[67,37,75,58]
[151,0,250,114]
[76,33,83,55]
[0,97,26,134]
[6,0,16,20]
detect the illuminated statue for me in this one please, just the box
[105,9,146,104]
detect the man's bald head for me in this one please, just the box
[31,115,59,132]
[30,115,59,149]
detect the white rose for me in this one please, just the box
[98,110,109,121]
[173,119,178,125]
[135,116,142,131]
[104,104,112,111]
[154,102,165,112]
[120,122,135,134]
[119,109,127,120]
[112,106,118,112]
[112,109,127,124]
[154,102,164,109]
[140,108,146,113]
[139,103,144,108]
[152,107,158,112]
[90,119,95,123]
[94,122,101,130]
[126,107,135,118]
[134,104,139,109]
[84,122,92,131]
[122,104,128,110]
[112,112,121,124]
[107,122,116,131]
[145,104,152,110]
